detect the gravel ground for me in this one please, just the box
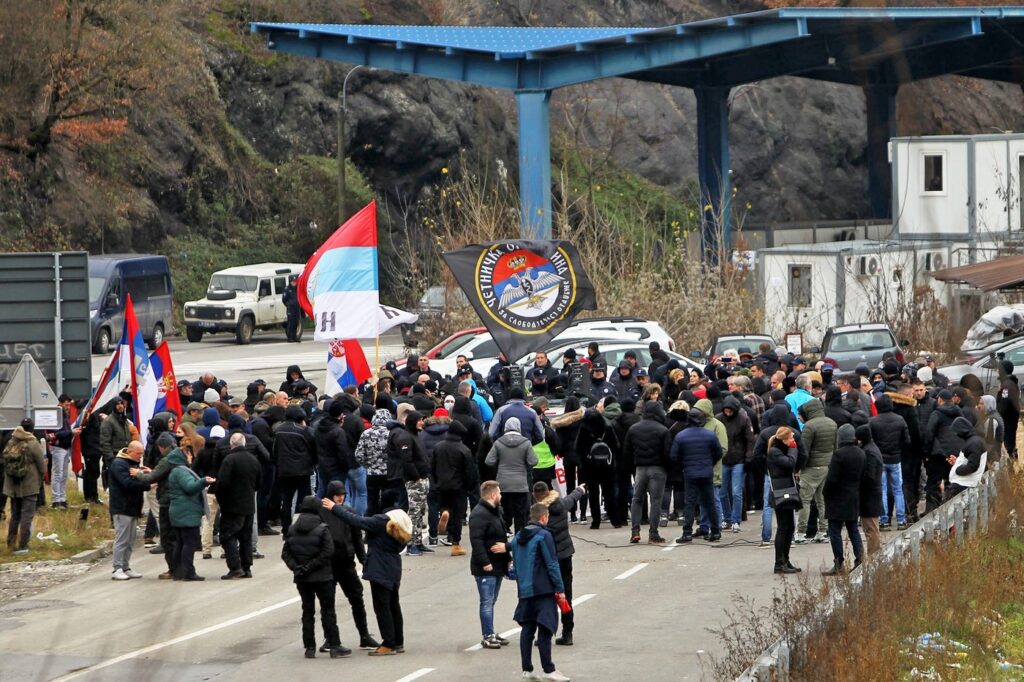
[0,560,95,608]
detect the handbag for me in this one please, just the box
[769,474,802,511]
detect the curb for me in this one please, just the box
[70,540,114,564]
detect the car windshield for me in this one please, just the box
[829,330,895,352]
[434,333,478,359]
[209,274,257,292]
[714,337,769,356]
[88,276,107,305]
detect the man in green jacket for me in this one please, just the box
[694,399,727,537]
[166,445,214,581]
[3,419,46,554]
[100,398,133,489]
[134,432,179,578]
[795,399,838,544]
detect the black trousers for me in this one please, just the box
[159,506,179,572]
[257,462,275,528]
[278,475,311,535]
[1005,411,1020,458]
[366,475,400,517]
[332,554,370,638]
[614,465,633,523]
[82,455,101,501]
[925,457,951,513]
[501,492,530,534]
[901,454,923,519]
[586,465,620,527]
[297,580,339,649]
[370,581,404,648]
[171,526,200,579]
[681,477,718,536]
[220,512,254,571]
[563,460,586,518]
[774,508,795,568]
[437,489,468,544]
[559,557,574,634]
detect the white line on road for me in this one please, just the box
[614,563,649,580]
[464,594,598,651]
[663,543,679,552]
[395,668,435,682]
[50,597,300,681]
[573,593,596,606]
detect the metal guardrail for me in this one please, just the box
[737,458,1008,681]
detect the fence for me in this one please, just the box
[737,457,1009,681]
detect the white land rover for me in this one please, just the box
[183,263,305,345]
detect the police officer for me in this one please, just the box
[282,275,302,343]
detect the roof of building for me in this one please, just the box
[757,239,949,256]
[931,254,1024,291]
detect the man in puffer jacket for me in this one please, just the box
[923,391,963,512]
[869,394,911,531]
[389,411,429,554]
[431,419,476,555]
[694,399,727,538]
[717,396,753,532]
[485,417,538,533]
[795,400,837,544]
[946,416,987,499]
[752,403,807,547]
[670,409,723,543]
[357,408,395,516]
[531,481,586,646]
[624,401,672,544]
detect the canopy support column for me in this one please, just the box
[516,90,553,240]
[696,86,732,263]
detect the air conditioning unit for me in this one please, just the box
[858,255,881,277]
[921,250,947,272]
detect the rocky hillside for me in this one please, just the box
[2,0,1023,306]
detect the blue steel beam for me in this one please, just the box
[841,18,983,68]
[864,84,898,220]
[868,24,1024,84]
[696,86,731,264]
[516,91,553,240]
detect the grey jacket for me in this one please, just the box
[484,418,538,493]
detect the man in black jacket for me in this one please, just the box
[922,391,963,512]
[388,411,430,554]
[533,481,587,646]
[432,419,477,556]
[997,359,1021,459]
[250,404,278,536]
[313,402,353,492]
[274,405,318,534]
[868,395,911,531]
[624,401,671,544]
[468,481,512,650]
[318,481,380,652]
[216,433,262,580]
[109,441,150,580]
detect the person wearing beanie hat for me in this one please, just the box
[489,386,545,446]
[994,359,1021,458]
[485,417,539,533]
[821,424,866,576]
[274,404,317,535]
[917,366,934,386]
[323,493,411,656]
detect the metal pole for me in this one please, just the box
[22,354,32,422]
[53,252,64,395]
[339,65,365,226]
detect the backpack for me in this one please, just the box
[3,438,33,481]
[589,438,613,467]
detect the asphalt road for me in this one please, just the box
[0,520,844,682]
[89,330,407,395]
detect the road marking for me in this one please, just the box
[395,669,435,682]
[573,593,596,606]
[50,597,300,681]
[614,563,649,580]
[663,543,679,552]
[464,594,597,651]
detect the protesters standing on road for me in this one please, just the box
[671,408,723,543]
[997,360,1020,459]
[794,400,837,545]
[468,480,512,650]
[216,433,262,580]
[166,440,215,581]
[822,424,865,576]
[624,401,671,545]
[274,405,317,535]
[485,417,539,534]
[323,491,412,657]
[431,419,476,555]
[133,432,180,577]
[3,418,46,555]
[390,409,430,555]
[358,405,396,516]
[856,424,884,555]
[108,441,150,579]
[766,426,802,574]
[510,503,571,682]
[532,480,587,646]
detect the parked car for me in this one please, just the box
[422,326,487,360]
[811,322,908,371]
[520,341,701,374]
[401,285,469,347]
[940,336,1024,394]
[702,333,777,361]
[569,317,676,352]
[89,255,174,354]
[183,263,304,345]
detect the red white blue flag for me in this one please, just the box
[324,340,372,396]
[149,342,181,420]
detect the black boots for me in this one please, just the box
[821,560,845,576]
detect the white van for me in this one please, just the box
[183,263,304,345]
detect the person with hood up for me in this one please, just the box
[531,480,587,646]
[314,401,354,495]
[551,397,587,524]
[485,417,539,534]
[660,400,691,524]
[134,432,183,573]
[358,405,398,516]
[489,387,545,445]
[509,503,571,682]
[670,408,723,543]
[624,401,672,544]
[694,399,727,538]
[389,409,430,555]
[420,407,451,547]
[607,397,639,525]
[458,379,494,424]
[281,365,318,398]
[869,394,911,531]
[822,386,854,427]
[753,403,806,548]
[196,406,222,440]
[979,395,1005,465]
[997,359,1020,459]
[923,390,964,512]
[648,341,671,378]
[274,405,318,534]
[946,416,987,499]
[574,409,622,529]
[282,495,348,658]
[856,424,884,555]
[612,360,640,403]
[431,419,476,555]
[794,400,837,545]
[323,491,413,656]
[766,426,802,574]
[166,439,215,580]
[821,424,865,576]
[3,418,46,554]
[717,395,754,533]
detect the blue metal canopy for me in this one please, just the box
[253,7,1024,256]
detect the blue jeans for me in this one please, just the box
[881,463,906,524]
[720,463,745,525]
[475,575,503,636]
[345,467,368,517]
[700,485,724,533]
[761,474,774,542]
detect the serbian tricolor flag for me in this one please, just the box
[297,201,379,341]
[76,344,124,428]
[149,342,181,420]
[324,340,373,396]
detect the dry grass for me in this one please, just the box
[0,482,114,565]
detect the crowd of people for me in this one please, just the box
[0,338,1019,680]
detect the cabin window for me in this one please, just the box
[788,265,812,308]
[922,152,945,194]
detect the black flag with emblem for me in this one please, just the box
[442,240,598,363]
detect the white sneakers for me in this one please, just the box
[111,569,130,581]
[540,672,571,681]
[124,569,143,579]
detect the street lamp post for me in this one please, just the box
[338,64,365,226]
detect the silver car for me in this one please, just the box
[812,322,908,372]
[939,337,1024,395]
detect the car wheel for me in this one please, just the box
[236,316,254,345]
[93,328,111,354]
[148,324,164,350]
[186,326,204,343]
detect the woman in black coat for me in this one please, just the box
[766,426,802,575]
[574,409,622,529]
[822,424,866,575]
[855,424,884,554]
